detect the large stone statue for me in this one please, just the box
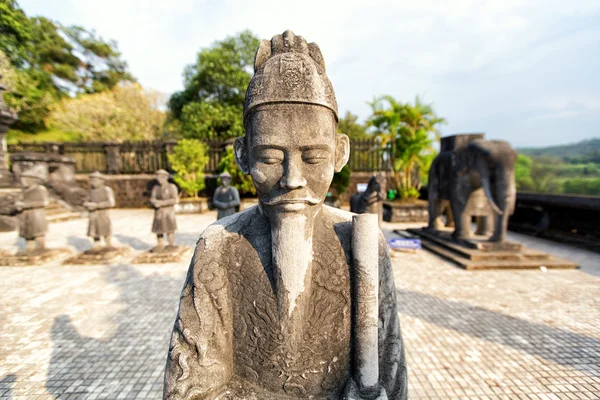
[151,169,179,249]
[164,30,407,400]
[84,171,115,248]
[212,171,240,219]
[15,170,49,254]
[427,139,518,242]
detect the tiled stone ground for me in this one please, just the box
[1,209,599,399]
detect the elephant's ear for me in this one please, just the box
[452,150,475,176]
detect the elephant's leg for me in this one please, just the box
[428,197,445,230]
[444,202,455,228]
[450,199,470,240]
[490,212,509,242]
[475,214,494,236]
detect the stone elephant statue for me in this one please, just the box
[427,139,517,242]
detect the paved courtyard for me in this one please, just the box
[1,209,599,399]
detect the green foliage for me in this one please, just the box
[514,154,535,191]
[337,111,368,140]
[331,164,351,195]
[562,178,600,196]
[168,30,260,139]
[367,95,445,200]
[180,102,244,140]
[217,147,256,195]
[47,83,166,142]
[6,128,82,144]
[167,139,209,198]
[0,0,133,132]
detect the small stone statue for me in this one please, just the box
[150,169,179,249]
[212,171,240,220]
[350,175,385,221]
[84,171,115,248]
[164,30,407,400]
[15,170,49,254]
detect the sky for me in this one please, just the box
[18,0,600,148]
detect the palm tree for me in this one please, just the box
[368,95,445,200]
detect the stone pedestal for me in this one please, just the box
[404,227,578,270]
[383,200,429,223]
[63,246,131,265]
[0,248,72,267]
[132,245,191,264]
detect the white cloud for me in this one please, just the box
[17,0,600,146]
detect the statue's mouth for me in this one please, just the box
[262,197,320,211]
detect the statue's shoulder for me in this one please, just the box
[197,206,260,246]
[189,206,260,274]
[322,205,354,223]
[321,205,354,240]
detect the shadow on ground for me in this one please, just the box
[113,234,153,251]
[0,374,15,400]
[398,289,600,378]
[45,265,184,399]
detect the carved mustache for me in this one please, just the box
[262,194,321,206]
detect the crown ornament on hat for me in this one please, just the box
[243,30,338,123]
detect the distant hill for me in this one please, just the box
[518,138,600,162]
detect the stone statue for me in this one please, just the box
[15,170,49,254]
[84,171,115,248]
[350,175,385,220]
[164,30,407,400]
[428,139,518,242]
[150,169,179,249]
[212,171,240,220]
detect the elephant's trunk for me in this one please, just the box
[481,172,503,215]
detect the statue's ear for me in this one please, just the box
[234,137,250,174]
[334,133,350,172]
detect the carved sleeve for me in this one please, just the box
[21,186,49,209]
[378,234,408,399]
[164,238,233,400]
[228,187,240,208]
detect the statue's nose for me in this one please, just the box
[280,161,307,189]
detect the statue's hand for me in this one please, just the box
[85,202,96,211]
[343,378,388,400]
[14,201,23,211]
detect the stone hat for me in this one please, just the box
[155,169,170,176]
[243,30,338,125]
[220,171,232,179]
[89,171,105,180]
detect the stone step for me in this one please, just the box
[401,228,579,270]
[418,238,579,270]
[405,228,550,262]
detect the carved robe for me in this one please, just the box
[164,206,407,400]
[152,183,179,234]
[87,186,115,238]
[18,184,49,240]
[212,186,240,220]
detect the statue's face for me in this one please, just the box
[243,104,347,213]
[90,177,102,188]
[157,175,168,185]
[221,177,231,188]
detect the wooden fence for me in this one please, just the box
[7,138,389,174]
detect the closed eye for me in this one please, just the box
[302,150,329,164]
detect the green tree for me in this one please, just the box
[0,0,134,131]
[168,139,209,198]
[217,147,256,195]
[337,111,368,140]
[515,154,535,191]
[368,95,445,200]
[48,83,166,142]
[168,30,260,139]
